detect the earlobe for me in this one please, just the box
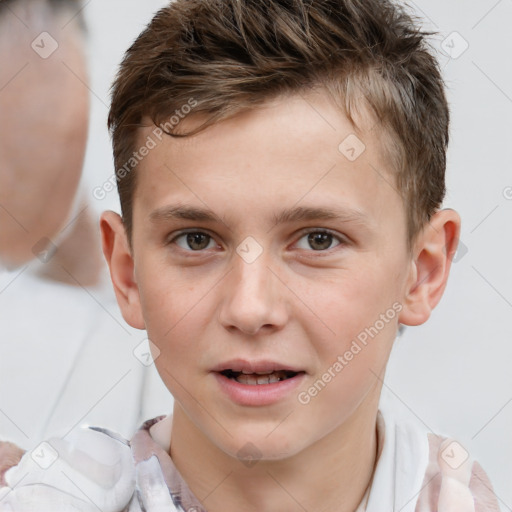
[100,211,145,330]
[399,209,461,327]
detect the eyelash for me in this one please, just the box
[166,228,346,254]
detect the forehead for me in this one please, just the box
[132,90,404,231]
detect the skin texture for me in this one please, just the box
[0,2,98,280]
[101,89,460,512]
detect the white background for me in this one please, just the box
[78,0,512,507]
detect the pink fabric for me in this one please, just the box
[415,433,501,512]
[0,442,24,486]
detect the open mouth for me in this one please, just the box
[220,369,301,385]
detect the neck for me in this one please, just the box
[170,386,381,512]
[34,201,103,287]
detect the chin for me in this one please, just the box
[218,425,308,464]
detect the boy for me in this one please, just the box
[0,0,501,510]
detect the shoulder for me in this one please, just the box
[414,433,501,512]
[372,409,500,512]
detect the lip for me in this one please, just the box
[211,358,304,374]
[211,359,307,406]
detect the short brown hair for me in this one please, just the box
[108,0,449,249]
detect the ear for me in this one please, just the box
[100,211,145,330]
[399,208,461,326]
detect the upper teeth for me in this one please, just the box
[240,370,276,375]
[235,373,283,385]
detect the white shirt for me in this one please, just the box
[0,402,501,511]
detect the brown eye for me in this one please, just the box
[173,232,215,251]
[186,233,211,250]
[307,232,334,250]
[295,230,342,251]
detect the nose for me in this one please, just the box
[217,252,288,336]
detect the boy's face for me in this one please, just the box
[113,90,419,458]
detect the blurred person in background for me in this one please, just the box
[0,0,172,465]
[0,0,95,281]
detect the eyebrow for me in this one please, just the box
[150,205,219,223]
[271,205,368,226]
[149,204,369,226]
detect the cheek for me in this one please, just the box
[295,259,403,405]
[139,267,216,326]
[136,265,216,368]
[144,288,210,398]
[301,263,401,343]
[297,309,397,434]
